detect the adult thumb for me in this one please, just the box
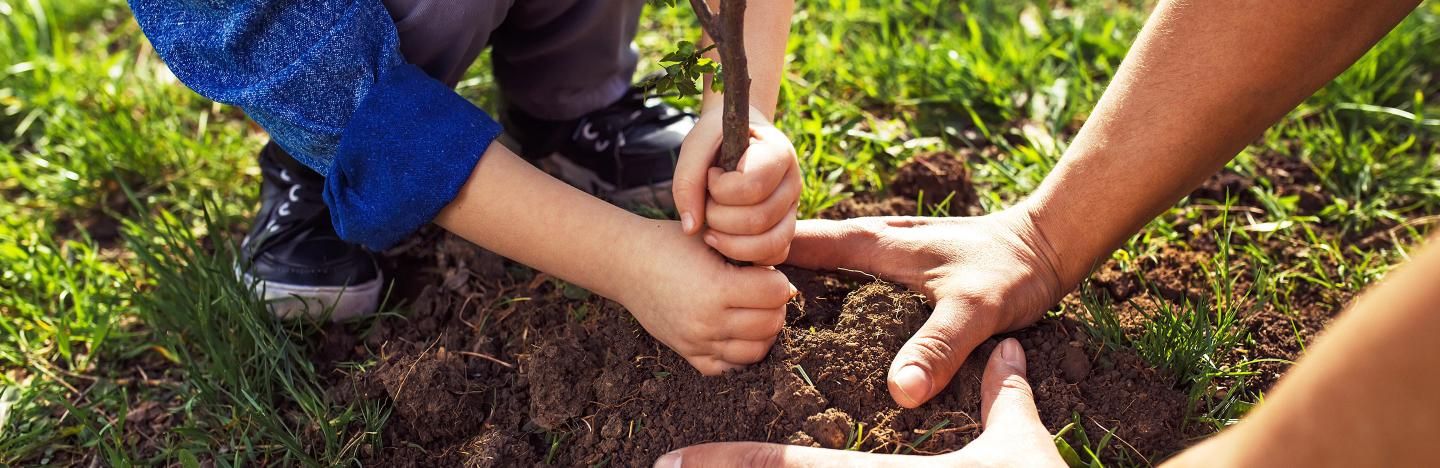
[888,298,992,408]
[979,338,1045,435]
[655,442,912,468]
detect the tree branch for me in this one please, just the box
[686,0,721,41]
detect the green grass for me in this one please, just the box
[2,0,1438,465]
[122,201,386,465]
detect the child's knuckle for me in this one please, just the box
[746,210,770,233]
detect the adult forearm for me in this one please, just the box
[1166,234,1440,467]
[699,0,794,119]
[1025,0,1418,285]
[434,142,656,303]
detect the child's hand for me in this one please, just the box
[619,220,796,375]
[674,106,802,266]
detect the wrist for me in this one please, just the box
[604,217,677,305]
[541,211,655,307]
[1015,197,1102,292]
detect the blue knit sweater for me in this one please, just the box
[129,0,503,250]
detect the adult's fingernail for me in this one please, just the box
[1001,338,1025,369]
[704,234,719,246]
[681,213,695,233]
[894,365,931,407]
[654,451,682,468]
[789,284,800,298]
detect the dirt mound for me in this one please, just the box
[825,151,981,219]
[890,151,980,214]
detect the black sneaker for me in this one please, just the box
[239,142,383,321]
[503,84,695,209]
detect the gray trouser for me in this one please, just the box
[383,0,647,120]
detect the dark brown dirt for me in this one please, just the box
[1189,152,1329,214]
[824,151,983,219]
[329,256,1197,465]
[890,151,981,215]
[310,151,1384,466]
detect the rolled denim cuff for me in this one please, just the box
[324,63,502,250]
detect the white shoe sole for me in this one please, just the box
[239,270,383,322]
[537,153,675,210]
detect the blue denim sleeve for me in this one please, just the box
[129,0,502,250]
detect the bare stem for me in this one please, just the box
[689,0,753,265]
[715,0,751,172]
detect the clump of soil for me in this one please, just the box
[459,430,535,467]
[825,151,982,218]
[370,348,488,444]
[890,151,980,213]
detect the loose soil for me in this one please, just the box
[823,151,983,219]
[311,152,1371,466]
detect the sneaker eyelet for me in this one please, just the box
[580,122,599,142]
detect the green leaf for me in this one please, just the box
[562,282,592,301]
[711,67,725,93]
[1054,437,1083,467]
[177,449,201,468]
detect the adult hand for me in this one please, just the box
[787,207,1071,408]
[654,338,1065,467]
[673,105,801,265]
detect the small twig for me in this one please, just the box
[393,338,441,398]
[835,266,875,280]
[456,351,515,369]
[1186,204,1266,215]
[685,0,720,39]
[1362,214,1440,245]
[903,420,946,453]
[925,424,980,435]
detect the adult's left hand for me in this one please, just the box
[783,209,1069,408]
[653,338,1065,468]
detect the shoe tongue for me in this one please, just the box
[293,234,352,260]
[590,101,670,137]
[254,206,333,251]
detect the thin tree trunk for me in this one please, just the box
[688,0,750,171]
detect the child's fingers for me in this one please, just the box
[730,267,798,309]
[718,337,778,365]
[704,205,799,263]
[708,141,794,206]
[687,355,737,376]
[724,307,787,341]
[674,116,723,235]
[706,175,802,236]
